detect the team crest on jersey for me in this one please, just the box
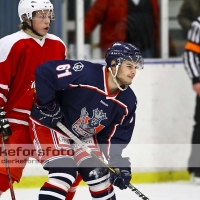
[72,107,107,137]
[73,62,84,72]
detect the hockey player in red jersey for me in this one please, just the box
[29,41,144,199]
[0,0,84,198]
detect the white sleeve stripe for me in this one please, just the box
[0,84,9,91]
[7,118,29,126]
[0,93,7,102]
[12,108,31,115]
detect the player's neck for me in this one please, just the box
[24,29,44,40]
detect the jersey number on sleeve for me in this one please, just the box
[56,64,72,78]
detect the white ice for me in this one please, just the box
[1,181,200,200]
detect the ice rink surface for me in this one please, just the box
[1,181,200,200]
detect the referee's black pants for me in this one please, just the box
[188,95,200,174]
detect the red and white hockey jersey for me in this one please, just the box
[0,30,66,127]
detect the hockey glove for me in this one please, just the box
[0,108,12,140]
[109,157,132,190]
[31,102,63,128]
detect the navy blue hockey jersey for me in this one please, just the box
[34,59,137,160]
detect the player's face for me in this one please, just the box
[27,10,53,36]
[116,60,137,86]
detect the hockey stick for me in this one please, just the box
[1,136,16,200]
[57,122,150,200]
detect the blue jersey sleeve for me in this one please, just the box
[35,59,102,106]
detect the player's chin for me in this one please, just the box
[39,30,48,36]
[126,79,133,85]
[123,82,131,86]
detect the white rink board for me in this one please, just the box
[23,59,196,176]
[124,59,195,171]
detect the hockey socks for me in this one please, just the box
[78,158,117,199]
[89,184,116,200]
[39,182,67,200]
[39,158,77,200]
[65,173,82,200]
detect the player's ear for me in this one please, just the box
[26,21,31,27]
[110,60,116,67]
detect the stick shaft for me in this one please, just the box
[57,122,150,200]
[1,136,16,200]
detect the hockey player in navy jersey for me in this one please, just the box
[29,41,144,199]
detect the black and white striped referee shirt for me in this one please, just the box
[183,17,200,84]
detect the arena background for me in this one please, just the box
[0,0,194,188]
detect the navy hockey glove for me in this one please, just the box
[31,102,63,128]
[109,157,132,190]
[0,108,12,140]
